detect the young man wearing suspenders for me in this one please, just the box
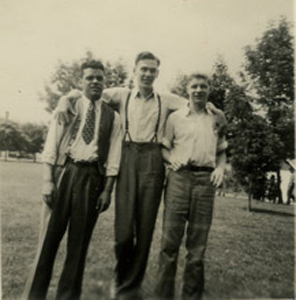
[56,52,226,300]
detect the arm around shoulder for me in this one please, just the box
[206,102,227,135]
[54,89,82,124]
[165,92,188,112]
[101,87,127,112]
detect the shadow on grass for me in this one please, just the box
[248,207,295,217]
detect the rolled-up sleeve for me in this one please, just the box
[42,116,64,165]
[101,87,125,112]
[105,112,122,176]
[217,136,228,153]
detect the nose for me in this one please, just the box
[144,69,153,76]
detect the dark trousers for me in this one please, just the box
[25,161,104,300]
[115,141,165,298]
[155,169,215,300]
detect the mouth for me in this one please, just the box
[142,78,153,85]
[90,86,102,92]
[192,93,204,99]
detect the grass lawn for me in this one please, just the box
[1,161,295,299]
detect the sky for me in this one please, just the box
[0,0,294,123]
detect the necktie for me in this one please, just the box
[82,101,96,144]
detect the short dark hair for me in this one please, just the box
[135,51,160,66]
[80,60,105,77]
[187,72,211,86]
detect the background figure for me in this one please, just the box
[267,175,278,204]
[286,168,295,205]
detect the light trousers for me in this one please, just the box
[155,169,215,300]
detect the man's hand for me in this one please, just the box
[42,180,56,209]
[169,157,185,172]
[206,102,227,135]
[55,89,82,125]
[95,190,111,213]
[210,167,224,188]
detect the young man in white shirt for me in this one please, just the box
[155,73,227,300]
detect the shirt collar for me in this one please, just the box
[133,87,155,100]
[183,103,211,117]
[82,95,102,111]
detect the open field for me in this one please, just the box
[1,161,295,299]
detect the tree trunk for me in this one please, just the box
[248,181,252,212]
[5,150,8,162]
[33,153,36,163]
[276,168,283,204]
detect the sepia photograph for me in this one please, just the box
[0,0,294,299]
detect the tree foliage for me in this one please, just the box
[0,120,47,161]
[244,18,294,159]
[244,18,294,105]
[0,121,25,151]
[21,123,48,161]
[244,17,294,202]
[169,72,188,99]
[210,60,279,197]
[39,51,128,113]
[0,121,26,160]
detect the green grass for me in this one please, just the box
[1,161,295,299]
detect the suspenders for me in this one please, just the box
[124,91,132,142]
[124,90,162,143]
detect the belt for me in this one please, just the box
[185,165,214,172]
[66,156,98,167]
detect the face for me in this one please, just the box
[187,77,210,106]
[134,59,159,90]
[81,68,105,101]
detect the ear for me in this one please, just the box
[155,69,159,78]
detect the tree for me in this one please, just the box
[229,114,281,209]
[39,51,128,113]
[244,18,294,106]
[21,123,47,162]
[209,60,279,209]
[244,17,294,203]
[0,121,26,161]
[169,72,188,99]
